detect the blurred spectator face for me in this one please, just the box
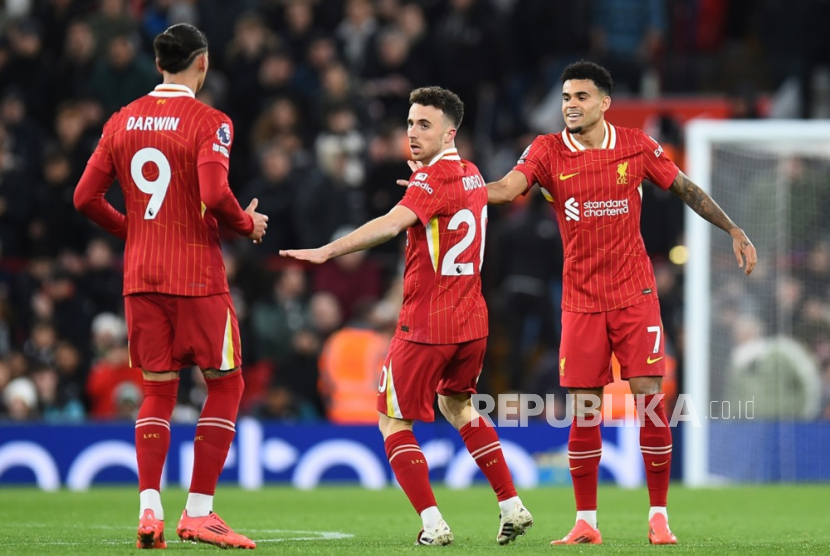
[376,0,401,22]
[286,1,313,33]
[108,35,136,70]
[87,238,114,269]
[55,341,81,377]
[7,351,29,379]
[378,30,409,68]
[234,16,269,57]
[322,64,349,96]
[44,154,71,185]
[777,276,803,311]
[9,23,42,57]
[102,0,127,17]
[66,21,96,61]
[336,250,366,271]
[32,365,59,405]
[346,0,374,25]
[271,98,300,130]
[309,292,342,334]
[77,97,105,128]
[31,322,57,351]
[276,265,305,299]
[45,273,75,301]
[1,93,26,125]
[398,4,426,40]
[326,108,356,134]
[261,145,292,182]
[307,37,336,69]
[451,0,475,11]
[55,105,85,145]
[258,53,294,88]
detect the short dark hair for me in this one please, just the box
[561,60,614,96]
[409,86,464,128]
[153,24,208,74]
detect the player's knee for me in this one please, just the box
[438,395,469,426]
[204,368,244,401]
[629,377,661,396]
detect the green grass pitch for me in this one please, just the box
[0,485,827,554]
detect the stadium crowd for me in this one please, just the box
[0,0,829,422]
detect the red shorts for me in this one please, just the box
[124,292,242,372]
[559,299,665,388]
[377,337,486,422]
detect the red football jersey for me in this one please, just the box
[512,122,680,313]
[395,148,489,344]
[87,84,242,296]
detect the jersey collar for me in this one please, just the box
[562,121,617,152]
[427,148,461,166]
[148,84,196,98]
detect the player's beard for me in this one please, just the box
[566,125,583,134]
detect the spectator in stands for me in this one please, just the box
[89,33,159,116]
[32,362,85,422]
[312,226,383,321]
[249,265,309,365]
[54,19,98,106]
[86,0,137,58]
[2,375,38,420]
[317,300,390,424]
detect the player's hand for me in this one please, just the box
[245,198,268,245]
[731,228,757,275]
[279,247,329,264]
[395,160,425,187]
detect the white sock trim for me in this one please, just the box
[139,489,163,520]
[498,496,521,514]
[185,493,214,518]
[649,506,668,520]
[576,510,597,529]
[420,506,442,531]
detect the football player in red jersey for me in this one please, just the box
[281,87,532,547]
[487,60,757,546]
[74,24,267,550]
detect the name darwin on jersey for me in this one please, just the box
[125,116,181,131]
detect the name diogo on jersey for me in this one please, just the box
[564,197,629,222]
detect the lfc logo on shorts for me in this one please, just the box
[559,357,566,377]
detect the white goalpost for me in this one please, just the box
[684,120,830,486]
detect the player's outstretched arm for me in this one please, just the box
[486,170,529,205]
[668,170,757,275]
[280,205,419,264]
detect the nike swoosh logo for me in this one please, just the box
[569,466,583,471]
[647,356,663,364]
[559,172,579,180]
[651,461,669,467]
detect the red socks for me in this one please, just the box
[136,378,179,492]
[384,430,436,514]
[639,393,672,507]
[568,420,602,511]
[460,419,517,501]
[189,372,244,495]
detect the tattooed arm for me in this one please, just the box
[669,170,757,275]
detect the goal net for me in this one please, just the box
[684,120,830,486]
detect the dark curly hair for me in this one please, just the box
[409,86,464,128]
[153,24,208,74]
[561,60,614,96]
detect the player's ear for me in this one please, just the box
[601,94,611,113]
[445,126,457,144]
[197,53,207,72]
[155,58,163,75]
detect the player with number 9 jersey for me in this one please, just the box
[395,150,488,344]
[82,84,251,297]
